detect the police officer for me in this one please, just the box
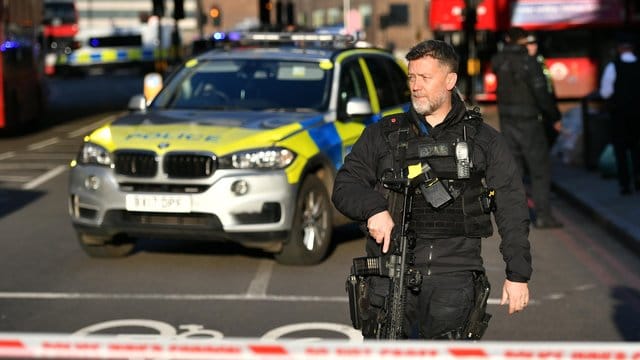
[491,27,563,228]
[332,40,532,339]
[525,32,561,149]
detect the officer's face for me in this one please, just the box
[526,42,538,56]
[407,56,457,117]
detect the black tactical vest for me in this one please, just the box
[380,110,494,238]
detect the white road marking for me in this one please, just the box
[546,293,565,300]
[0,292,349,302]
[0,291,522,306]
[22,165,67,190]
[67,116,115,138]
[27,137,60,150]
[0,151,15,160]
[12,153,75,160]
[0,175,32,182]
[246,259,274,297]
[575,284,596,291]
[487,298,537,305]
[0,163,56,170]
[71,319,361,341]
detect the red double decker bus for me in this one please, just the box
[0,0,47,133]
[42,0,78,75]
[429,0,640,102]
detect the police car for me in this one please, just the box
[68,32,410,265]
[54,27,156,76]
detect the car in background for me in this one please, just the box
[68,32,410,265]
[53,27,156,76]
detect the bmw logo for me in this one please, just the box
[157,142,170,149]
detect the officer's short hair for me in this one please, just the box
[406,39,459,73]
[506,27,528,44]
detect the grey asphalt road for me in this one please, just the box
[0,74,638,342]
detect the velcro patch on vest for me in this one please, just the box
[419,143,453,157]
[406,142,454,160]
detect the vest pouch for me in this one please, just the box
[462,178,491,218]
[479,188,496,214]
[462,179,494,237]
[418,179,453,209]
[360,276,390,338]
[346,272,364,330]
[410,162,453,209]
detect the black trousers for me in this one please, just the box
[366,271,475,339]
[610,113,640,191]
[500,116,553,219]
[406,271,475,338]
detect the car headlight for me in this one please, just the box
[218,147,296,169]
[77,142,113,166]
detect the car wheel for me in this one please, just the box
[274,175,332,265]
[77,232,135,258]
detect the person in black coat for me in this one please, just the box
[491,27,563,228]
[332,40,532,339]
[599,34,640,195]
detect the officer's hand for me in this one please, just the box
[367,211,395,253]
[501,279,530,314]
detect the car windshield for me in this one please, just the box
[152,58,332,112]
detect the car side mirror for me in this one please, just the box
[127,94,147,112]
[346,97,373,117]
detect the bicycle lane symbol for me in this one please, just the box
[72,319,223,340]
[72,319,363,342]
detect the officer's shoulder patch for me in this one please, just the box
[381,112,408,126]
[383,112,403,121]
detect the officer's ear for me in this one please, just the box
[445,72,457,91]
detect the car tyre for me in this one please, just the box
[77,232,135,258]
[274,175,332,265]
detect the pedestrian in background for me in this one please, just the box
[333,40,532,339]
[491,27,563,228]
[599,34,640,195]
[525,32,561,149]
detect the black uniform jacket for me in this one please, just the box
[332,95,532,282]
[491,44,561,122]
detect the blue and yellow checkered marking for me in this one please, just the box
[59,47,160,66]
[307,122,344,169]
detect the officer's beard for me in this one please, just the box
[411,88,448,116]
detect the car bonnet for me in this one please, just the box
[86,110,326,156]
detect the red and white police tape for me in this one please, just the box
[0,333,639,359]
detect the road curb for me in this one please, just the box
[552,181,640,256]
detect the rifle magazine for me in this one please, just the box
[352,256,387,276]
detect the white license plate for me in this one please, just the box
[125,194,191,213]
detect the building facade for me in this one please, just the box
[75,0,432,54]
[75,0,200,40]
[290,0,431,52]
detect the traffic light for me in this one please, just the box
[259,0,272,25]
[209,5,221,26]
[275,1,283,26]
[173,0,184,20]
[152,0,165,17]
[286,2,294,26]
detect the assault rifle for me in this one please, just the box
[348,168,423,339]
[380,169,414,339]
